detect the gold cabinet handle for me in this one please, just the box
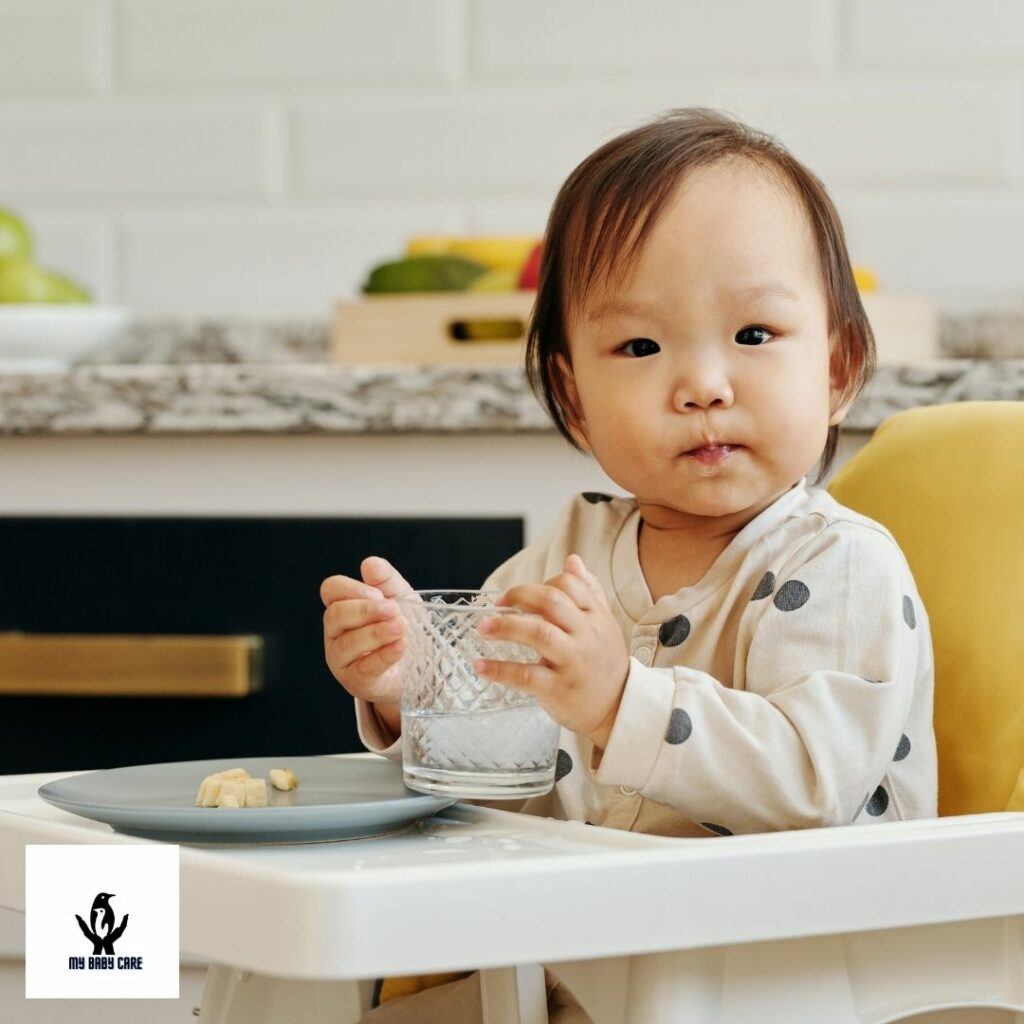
[0,632,262,697]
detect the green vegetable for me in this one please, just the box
[363,254,488,294]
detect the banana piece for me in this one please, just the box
[270,768,298,791]
[244,777,268,807]
[196,767,298,808]
[216,780,247,807]
[195,773,224,807]
[195,767,251,806]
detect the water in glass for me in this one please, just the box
[397,590,560,799]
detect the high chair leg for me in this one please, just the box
[479,964,548,1024]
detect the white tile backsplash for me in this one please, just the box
[21,211,115,303]
[0,0,105,94]
[848,0,1024,67]
[469,0,834,78]
[0,98,277,200]
[117,0,456,89]
[292,92,634,197]
[119,203,466,314]
[0,0,1021,315]
[835,187,1024,309]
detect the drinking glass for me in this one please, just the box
[395,589,560,799]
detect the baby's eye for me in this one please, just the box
[735,325,774,346]
[617,338,660,358]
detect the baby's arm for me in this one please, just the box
[593,525,931,832]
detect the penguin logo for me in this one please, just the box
[75,892,129,954]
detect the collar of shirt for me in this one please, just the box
[611,476,811,623]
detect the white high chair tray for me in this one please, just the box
[3,753,1024,1023]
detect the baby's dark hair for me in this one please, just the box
[524,106,875,486]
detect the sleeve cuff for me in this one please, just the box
[593,657,676,791]
[354,697,404,766]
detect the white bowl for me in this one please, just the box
[0,305,130,366]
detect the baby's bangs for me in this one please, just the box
[560,164,690,322]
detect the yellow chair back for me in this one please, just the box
[827,401,1024,816]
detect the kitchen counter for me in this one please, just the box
[0,313,1022,437]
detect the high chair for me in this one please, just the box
[190,401,1023,1024]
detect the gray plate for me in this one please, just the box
[37,756,456,845]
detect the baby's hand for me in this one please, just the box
[474,554,629,749]
[320,556,417,709]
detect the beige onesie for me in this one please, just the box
[354,476,938,1019]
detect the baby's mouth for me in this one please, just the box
[683,444,741,464]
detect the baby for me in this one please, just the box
[320,107,937,1022]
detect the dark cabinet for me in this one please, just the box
[0,515,523,774]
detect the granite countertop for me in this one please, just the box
[0,313,1022,437]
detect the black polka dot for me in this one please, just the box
[585,820,596,826]
[582,492,613,504]
[701,822,733,836]
[894,734,911,761]
[866,785,889,816]
[751,571,776,600]
[665,708,692,745]
[903,595,916,629]
[852,793,870,820]
[658,614,690,647]
[555,748,573,782]
[774,579,810,611]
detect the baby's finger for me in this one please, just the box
[566,553,609,605]
[477,609,572,666]
[544,567,598,612]
[473,655,556,697]
[323,597,400,641]
[332,615,407,665]
[320,574,383,608]
[361,556,418,603]
[347,637,407,681]
[497,581,584,629]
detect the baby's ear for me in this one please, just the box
[828,371,856,426]
[827,331,858,426]
[552,352,589,449]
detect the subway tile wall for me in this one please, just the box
[1,0,1022,315]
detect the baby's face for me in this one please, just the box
[563,158,850,521]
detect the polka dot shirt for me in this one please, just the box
[357,477,937,837]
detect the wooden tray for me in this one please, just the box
[331,292,534,365]
[330,291,937,366]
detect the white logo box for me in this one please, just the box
[25,844,179,999]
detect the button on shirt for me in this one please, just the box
[356,478,938,838]
[632,645,654,665]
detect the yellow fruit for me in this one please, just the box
[853,265,879,292]
[404,235,453,258]
[0,207,32,261]
[450,237,539,271]
[406,235,540,272]
[468,267,519,292]
[0,256,90,303]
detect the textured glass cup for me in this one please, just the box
[395,589,560,800]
